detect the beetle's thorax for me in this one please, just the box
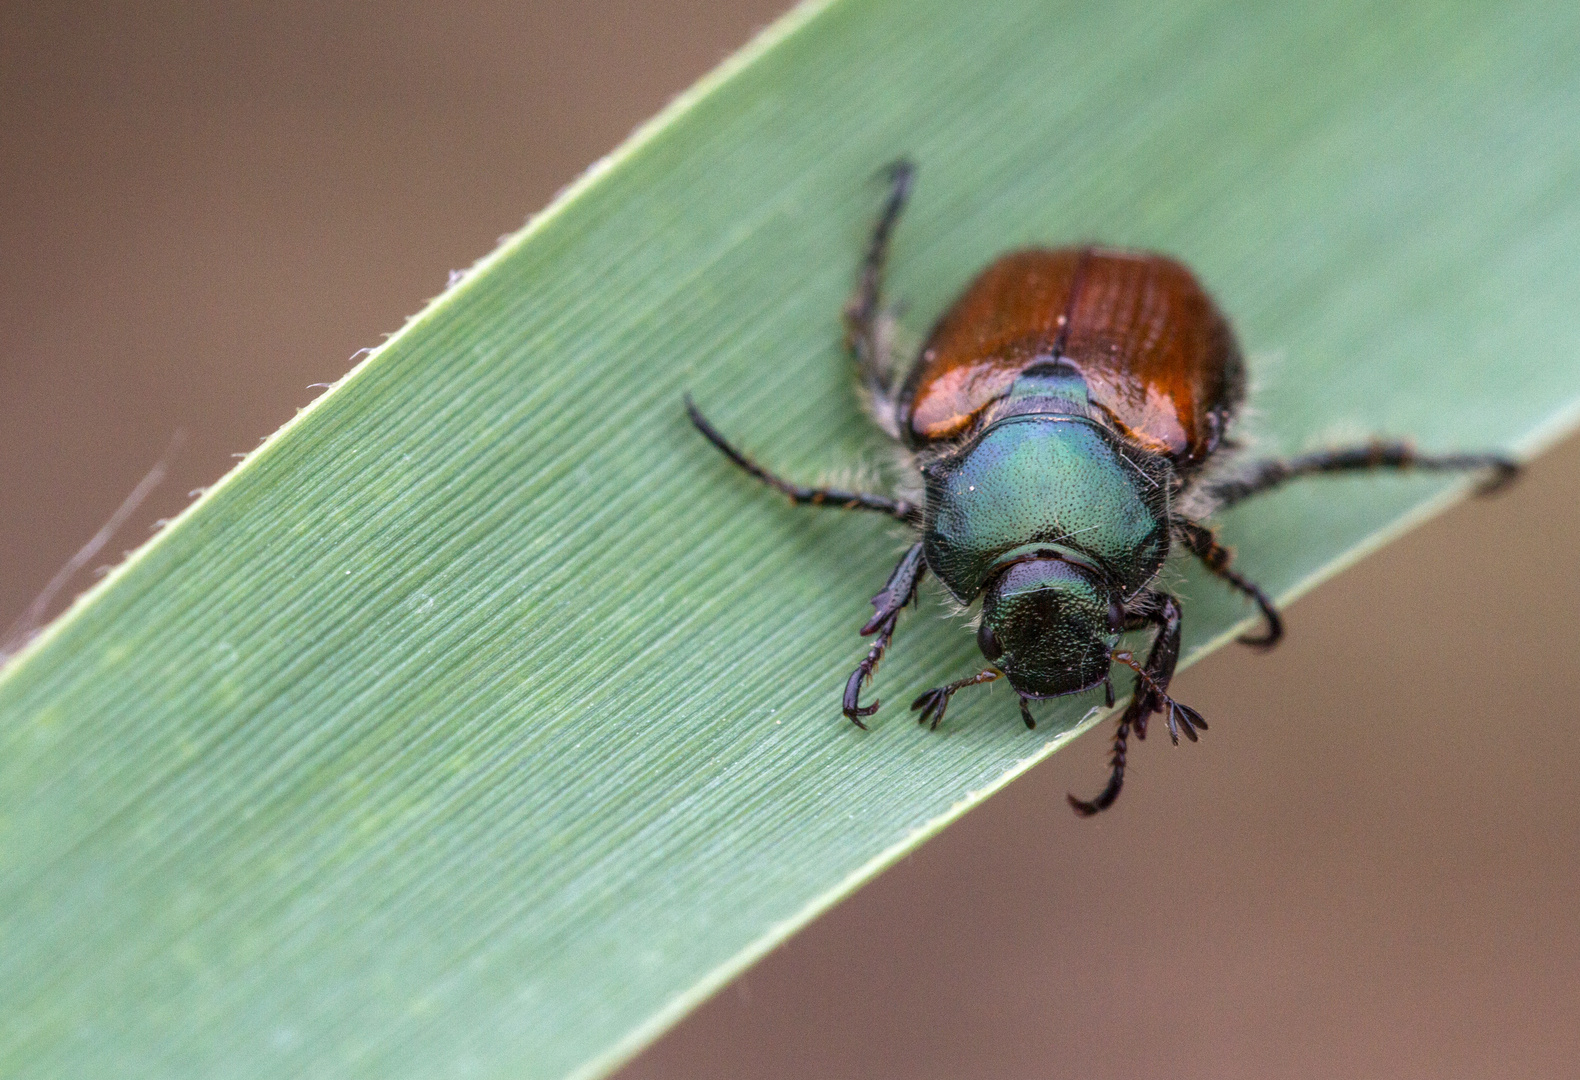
[920,363,1173,604]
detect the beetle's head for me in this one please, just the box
[977,556,1121,698]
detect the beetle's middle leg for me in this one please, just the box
[1068,591,1205,817]
[685,396,919,523]
[1204,441,1519,510]
[843,159,915,417]
[1174,517,1282,648]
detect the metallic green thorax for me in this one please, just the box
[920,366,1172,605]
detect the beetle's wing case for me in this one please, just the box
[897,248,1244,466]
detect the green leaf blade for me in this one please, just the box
[4,1,1580,1077]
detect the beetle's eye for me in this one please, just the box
[1107,600,1125,632]
[977,620,1004,660]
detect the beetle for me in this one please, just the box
[686,161,1517,815]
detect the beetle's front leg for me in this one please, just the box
[1112,591,1185,740]
[842,543,927,727]
[1068,591,1205,816]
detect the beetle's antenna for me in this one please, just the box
[1068,650,1205,817]
[910,668,1000,730]
[1109,649,1207,745]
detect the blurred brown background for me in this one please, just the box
[4,2,1578,1077]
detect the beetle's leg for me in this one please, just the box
[842,611,899,730]
[1174,517,1282,648]
[1108,591,1183,742]
[843,543,928,727]
[911,669,1001,731]
[1204,441,1519,510]
[1069,592,1201,816]
[685,396,920,523]
[1070,713,1133,817]
[860,542,927,634]
[843,159,915,406]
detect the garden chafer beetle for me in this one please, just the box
[687,162,1516,814]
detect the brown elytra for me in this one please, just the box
[899,247,1244,465]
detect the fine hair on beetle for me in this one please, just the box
[686,159,1519,816]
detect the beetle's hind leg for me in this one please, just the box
[843,159,915,428]
[1174,517,1283,648]
[1204,441,1520,510]
[685,396,919,522]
